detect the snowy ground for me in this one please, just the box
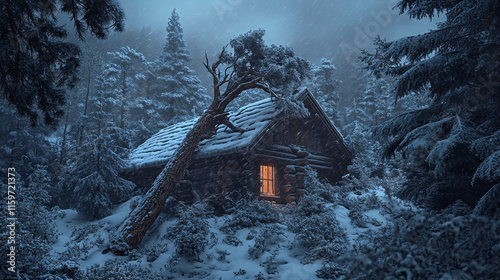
[50,186,393,279]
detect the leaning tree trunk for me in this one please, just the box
[106,47,276,255]
[108,105,218,254]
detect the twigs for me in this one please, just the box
[204,46,234,101]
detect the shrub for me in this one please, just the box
[248,225,285,259]
[216,250,230,262]
[59,243,92,262]
[261,249,287,275]
[316,262,346,279]
[345,208,500,280]
[222,199,279,233]
[246,228,258,240]
[45,261,83,279]
[234,268,247,276]
[166,203,210,259]
[295,193,327,216]
[291,169,349,263]
[84,259,163,279]
[144,243,168,262]
[349,208,381,228]
[291,211,348,262]
[222,232,243,246]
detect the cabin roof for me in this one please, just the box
[127,88,351,170]
[128,97,279,169]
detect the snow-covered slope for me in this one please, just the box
[50,186,393,279]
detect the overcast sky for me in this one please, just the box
[116,0,438,87]
[119,0,436,62]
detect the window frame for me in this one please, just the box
[259,164,277,196]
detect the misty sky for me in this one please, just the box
[120,0,436,61]
[116,0,438,87]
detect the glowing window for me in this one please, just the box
[260,164,276,195]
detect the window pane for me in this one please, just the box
[260,164,275,195]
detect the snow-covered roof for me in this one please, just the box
[127,88,352,170]
[128,97,279,169]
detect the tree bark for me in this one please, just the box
[77,63,93,148]
[59,112,70,164]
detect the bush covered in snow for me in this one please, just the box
[316,262,346,279]
[290,169,348,263]
[348,207,382,228]
[261,249,287,275]
[302,166,347,204]
[84,259,163,279]
[165,203,210,259]
[0,168,59,278]
[290,211,348,263]
[345,203,500,279]
[144,243,168,262]
[45,261,83,279]
[221,198,279,233]
[222,231,243,246]
[248,224,286,259]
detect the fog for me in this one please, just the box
[120,0,436,62]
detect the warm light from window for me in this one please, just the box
[260,164,275,195]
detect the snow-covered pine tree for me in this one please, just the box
[153,9,209,123]
[68,70,135,220]
[0,0,124,125]
[357,71,392,127]
[362,0,500,210]
[73,43,105,149]
[106,46,147,130]
[310,58,341,125]
[0,99,55,178]
[343,120,370,154]
[127,58,169,143]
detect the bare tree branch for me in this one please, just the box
[252,82,280,99]
[213,112,247,133]
[204,52,220,100]
[221,118,247,133]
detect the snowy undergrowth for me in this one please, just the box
[48,173,397,279]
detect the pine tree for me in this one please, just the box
[357,71,392,127]
[0,0,124,125]
[68,71,135,220]
[363,0,500,210]
[0,100,55,178]
[153,9,209,122]
[107,47,147,130]
[310,58,341,125]
[74,43,104,149]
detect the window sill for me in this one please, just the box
[260,194,280,198]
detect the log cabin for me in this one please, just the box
[122,88,352,204]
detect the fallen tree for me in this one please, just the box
[106,29,310,255]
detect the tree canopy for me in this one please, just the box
[0,0,124,126]
[362,0,500,209]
